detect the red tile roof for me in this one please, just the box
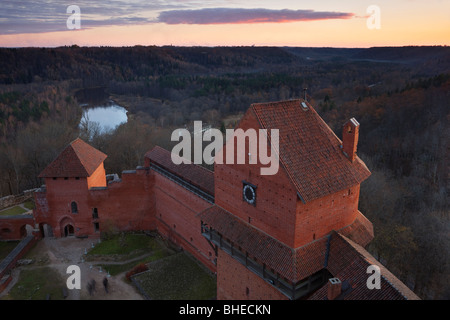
[39,138,107,178]
[309,232,420,300]
[199,205,420,300]
[145,146,214,196]
[339,210,374,248]
[198,204,327,282]
[251,99,371,203]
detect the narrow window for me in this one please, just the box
[71,201,78,214]
[92,208,98,219]
[93,222,99,232]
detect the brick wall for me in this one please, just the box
[0,216,35,240]
[0,236,37,280]
[87,162,107,189]
[294,185,361,247]
[216,248,288,300]
[90,168,155,235]
[214,110,298,248]
[0,189,36,211]
[153,172,216,272]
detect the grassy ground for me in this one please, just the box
[0,206,27,216]
[23,200,34,210]
[2,267,65,300]
[0,241,20,261]
[86,233,167,261]
[95,243,171,276]
[132,252,217,300]
[86,232,176,276]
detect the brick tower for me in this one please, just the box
[199,99,374,300]
[35,138,107,238]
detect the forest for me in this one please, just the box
[0,45,448,299]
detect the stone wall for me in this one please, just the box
[0,189,36,211]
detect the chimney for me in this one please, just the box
[342,118,360,162]
[327,278,342,300]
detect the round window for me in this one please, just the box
[243,184,256,205]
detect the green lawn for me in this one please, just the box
[0,240,20,261]
[86,233,165,261]
[0,205,27,216]
[2,267,65,300]
[88,233,175,276]
[97,254,159,276]
[23,200,35,210]
[132,252,217,300]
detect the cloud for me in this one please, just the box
[0,2,354,35]
[0,0,175,35]
[157,8,355,25]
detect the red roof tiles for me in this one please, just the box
[199,205,419,300]
[198,204,327,282]
[309,232,420,300]
[145,146,214,196]
[251,99,371,203]
[39,138,107,178]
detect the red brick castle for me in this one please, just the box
[8,99,420,300]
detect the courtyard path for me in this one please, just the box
[1,237,144,300]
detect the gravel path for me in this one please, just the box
[1,237,144,300]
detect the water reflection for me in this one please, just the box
[80,101,128,134]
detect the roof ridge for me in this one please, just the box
[69,140,90,177]
[250,99,371,203]
[69,144,89,176]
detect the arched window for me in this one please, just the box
[71,201,78,214]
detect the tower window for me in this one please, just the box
[71,201,78,214]
[92,208,98,219]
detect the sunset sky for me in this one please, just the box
[0,0,449,47]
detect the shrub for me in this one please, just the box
[125,263,149,281]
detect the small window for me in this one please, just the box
[64,177,69,180]
[347,126,352,133]
[75,177,80,180]
[93,222,99,232]
[92,208,98,219]
[71,201,78,214]
[52,177,57,180]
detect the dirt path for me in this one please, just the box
[1,237,144,300]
